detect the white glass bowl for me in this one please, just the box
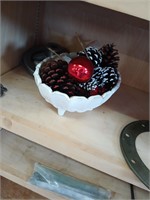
[34,57,121,116]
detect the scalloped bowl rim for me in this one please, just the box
[33,57,121,115]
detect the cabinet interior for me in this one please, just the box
[0,1,149,195]
[1,1,149,93]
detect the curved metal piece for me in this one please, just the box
[120,120,150,189]
[22,43,69,75]
[22,46,51,75]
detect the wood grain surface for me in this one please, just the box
[1,1,39,75]
[0,67,149,191]
[1,129,149,199]
[1,176,47,199]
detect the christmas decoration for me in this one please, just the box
[68,56,94,82]
[40,59,88,97]
[77,46,103,92]
[79,65,119,96]
[78,66,103,91]
[100,66,119,89]
[33,33,121,115]
[34,57,121,115]
[100,43,120,68]
[39,40,120,100]
[77,44,120,95]
[78,46,102,67]
[98,66,120,95]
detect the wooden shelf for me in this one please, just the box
[0,66,149,190]
[83,0,150,21]
[0,129,149,199]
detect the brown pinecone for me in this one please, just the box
[99,43,120,68]
[40,59,88,97]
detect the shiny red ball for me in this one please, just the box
[68,56,94,82]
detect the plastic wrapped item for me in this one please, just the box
[28,163,112,200]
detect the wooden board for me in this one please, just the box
[0,67,149,191]
[1,1,39,75]
[1,177,47,200]
[82,0,150,20]
[0,129,149,199]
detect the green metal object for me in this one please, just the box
[120,120,150,189]
[29,163,111,199]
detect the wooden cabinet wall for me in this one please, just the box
[1,1,149,92]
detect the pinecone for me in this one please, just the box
[78,46,103,93]
[78,46,102,67]
[40,59,88,97]
[99,44,120,68]
[79,66,119,96]
[98,66,119,94]
[79,67,103,91]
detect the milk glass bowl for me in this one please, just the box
[34,54,121,116]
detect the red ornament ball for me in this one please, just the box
[68,56,94,83]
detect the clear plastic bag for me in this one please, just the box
[28,163,112,200]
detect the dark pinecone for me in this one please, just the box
[99,44,120,68]
[79,66,119,96]
[78,46,102,67]
[98,66,119,94]
[40,59,88,97]
[79,66,103,91]
[78,46,103,92]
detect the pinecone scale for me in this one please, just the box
[99,43,120,68]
